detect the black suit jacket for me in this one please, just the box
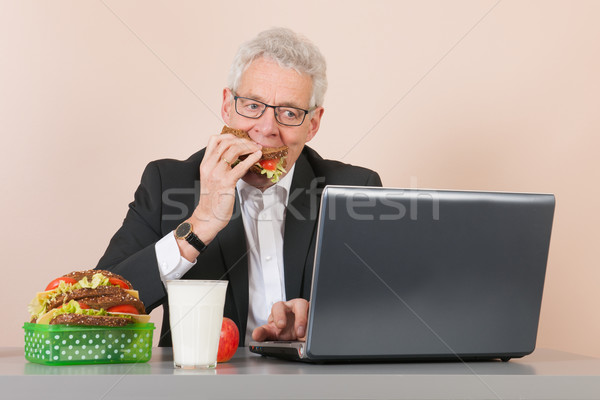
[96,146,382,346]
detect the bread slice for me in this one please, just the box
[220,125,248,139]
[220,126,288,167]
[62,270,133,289]
[49,313,132,327]
[47,286,146,314]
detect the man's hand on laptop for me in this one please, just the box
[252,299,309,342]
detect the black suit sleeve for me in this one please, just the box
[96,161,167,311]
[366,171,383,187]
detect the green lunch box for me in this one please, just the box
[23,322,155,366]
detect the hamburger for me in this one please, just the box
[28,270,150,327]
[221,125,288,183]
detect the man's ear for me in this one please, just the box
[221,88,233,124]
[305,107,324,143]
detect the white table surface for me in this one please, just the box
[2,346,600,399]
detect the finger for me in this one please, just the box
[288,299,309,338]
[219,146,256,170]
[252,324,278,342]
[205,134,250,162]
[203,136,260,176]
[215,138,261,170]
[229,150,262,180]
[230,135,262,155]
[252,326,267,341]
[203,135,240,172]
[269,301,290,330]
[217,153,234,170]
[202,135,225,170]
[217,134,261,156]
[205,134,220,156]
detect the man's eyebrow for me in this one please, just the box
[242,93,265,102]
[243,93,306,109]
[277,100,306,109]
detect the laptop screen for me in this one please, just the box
[304,186,554,361]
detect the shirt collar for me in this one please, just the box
[236,164,296,207]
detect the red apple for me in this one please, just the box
[217,317,239,363]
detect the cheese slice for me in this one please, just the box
[35,310,150,325]
[108,312,151,324]
[35,311,54,325]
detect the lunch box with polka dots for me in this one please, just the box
[23,322,155,365]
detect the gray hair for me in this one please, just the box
[227,27,328,108]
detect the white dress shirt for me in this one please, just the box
[155,165,295,345]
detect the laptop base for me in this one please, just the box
[249,341,518,363]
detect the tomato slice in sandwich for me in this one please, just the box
[107,305,139,314]
[45,277,77,291]
[108,277,130,289]
[259,159,278,171]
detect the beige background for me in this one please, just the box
[1,0,599,356]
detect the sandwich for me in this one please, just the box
[28,270,150,327]
[221,125,288,183]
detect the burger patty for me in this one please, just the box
[50,313,132,327]
[62,269,132,288]
[48,286,146,314]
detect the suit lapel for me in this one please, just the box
[284,153,320,300]
[216,192,249,336]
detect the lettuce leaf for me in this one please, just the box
[53,300,109,318]
[257,156,287,183]
[28,273,114,319]
[78,273,110,289]
[36,300,138,324]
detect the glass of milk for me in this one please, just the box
[166,280,228,369]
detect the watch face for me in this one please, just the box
[176,222,191,238]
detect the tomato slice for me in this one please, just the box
[108,277,130,289]
[78,302,90,309]
[107,305,139,314]
[259,159,278,171]
[45,277,77,291]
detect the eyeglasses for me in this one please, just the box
[233,94,312,127]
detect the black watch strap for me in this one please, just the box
[186,231,208,253]
[176,222,208,254]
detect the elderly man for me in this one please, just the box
[97,27,382,346]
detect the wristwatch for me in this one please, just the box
[174,222,208,253]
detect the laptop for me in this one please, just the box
[249,186,555,362]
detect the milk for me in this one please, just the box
[166,280,228,369]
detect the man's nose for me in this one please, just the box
[254,106,280,137]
